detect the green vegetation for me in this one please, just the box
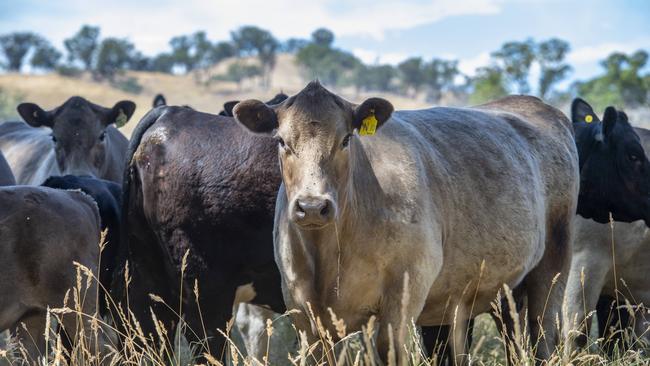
[0,25,647,108]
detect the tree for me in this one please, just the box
[150,53,175,73]
[169,35,195,72]
[31,40,62,71]
[95,38,135,79]
[230,26,279,88]
[64,25,100,70]
[0,32,41,71]
[311,28,334,47]
[536,38,572,99]
[492,39,535,94]
[423,59,459,103]
[282,38,309,53]
[398,57,425,96]
[469,66,508,104]
[213,61,262,90]
[296,43,359,86]
[577,50,649,108]
[209,41,235,64]
[351,63,395,92]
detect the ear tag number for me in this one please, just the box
[585,115,593,123]
[116,109,127,127]
[359,110,378,136]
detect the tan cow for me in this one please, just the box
[234,81,579,364]
[0,186,101,362]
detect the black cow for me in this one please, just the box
[42,175,122,315]
[0,96,136,184]
[0,151,14,186]
[116,93,288,359]
[572,97,650,225]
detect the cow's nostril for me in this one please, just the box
[320,203,329,217]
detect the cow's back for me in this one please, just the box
[0,121,58,184]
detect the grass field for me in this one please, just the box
[1,55,650,365]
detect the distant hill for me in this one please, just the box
[1,53,648,136]
[0,54,431,138]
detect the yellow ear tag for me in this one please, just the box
[115,109,127,127]
[585,115,593,123]
[359,113,378,136]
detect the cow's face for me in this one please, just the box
[234,82,392,229]
[17,97,135,177]
[572,98,650,226]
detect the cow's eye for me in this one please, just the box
[629,153,640,162]
[99,131,106,142]
[341,134,353,149]
[51,134,57,143]
[276,136,286,149]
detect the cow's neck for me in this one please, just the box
[294,138,386,305]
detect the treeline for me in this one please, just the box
[0,25,648,108]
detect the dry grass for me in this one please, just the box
[0,246,648,366]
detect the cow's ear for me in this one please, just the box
[353,97,393,135]
[106,100,136,128]
[571,98,600,124]
[602,106,618,138]
[233,100,278,134]
[222,101,239,117]
[153,94,166,108]
[17,103,53,128]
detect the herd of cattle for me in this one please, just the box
[0,81,649,365]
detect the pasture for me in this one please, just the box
[1,5,650,365]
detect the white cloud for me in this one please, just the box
[1,0,502,55]
[457,52,491,76]
[352,48,410,65]
[568,39,650,64]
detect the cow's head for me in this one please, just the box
[234,81,392,229]
[572,98,650,226]
[17,96,135,177]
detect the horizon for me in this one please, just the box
[1,0,648,90]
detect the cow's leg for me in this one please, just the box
[596,295,626,355]
[12,310,47,363]
[421,325,452,364]
[563,248,610,356]
[376,274,429,366]
[448,303,471,366]
[59,284,107,357]
[527,216,572,362]
[183,283,236,362]
[490,284,526,365]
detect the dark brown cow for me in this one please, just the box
[116,94,288,359]
[0,186,101,362]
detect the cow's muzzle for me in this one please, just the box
[291,195,336,229]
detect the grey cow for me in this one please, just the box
[234,82,579,364]
[0,151,14,186]
[0,96,135,185]
[0,186,102,362]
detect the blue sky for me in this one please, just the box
[1,0,648,87]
